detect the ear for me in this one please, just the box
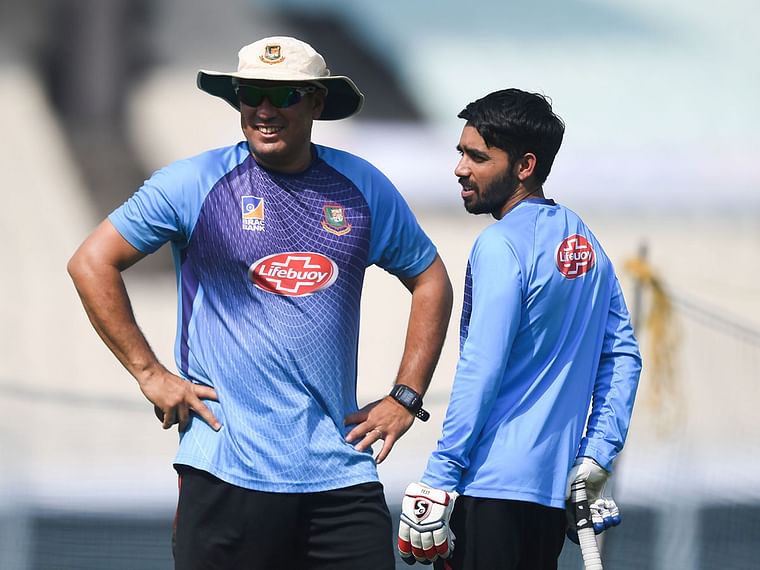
[312,90,326,119]
[515,153,537,181]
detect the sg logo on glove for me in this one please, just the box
[398,483,456,564]
[413,498,432,520]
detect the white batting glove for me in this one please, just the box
[565,457,621,537]
[398,482,456,565]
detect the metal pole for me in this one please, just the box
[631,241,648,335]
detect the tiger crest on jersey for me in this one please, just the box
[321,203,352,236]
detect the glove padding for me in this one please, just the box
[398,482,456,565]
[565,457,621,542]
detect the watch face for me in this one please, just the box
[393,385,419,409]
[391,385,427,420]
[397,390,416,407]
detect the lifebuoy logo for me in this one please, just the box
[249,252,338,296]
[556,234,595,279]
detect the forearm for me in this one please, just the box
[421,361,502,490]
[580,354,642,469]
[395,256,453,395]
[581,283,642,469]
[68,250,166,387]
[67,221,220,431]
[344,257,451,462]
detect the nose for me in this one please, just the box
[240,97,280,120]
[254,97,279,117]
[454,157,469,178]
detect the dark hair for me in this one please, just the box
[458,89,565,185]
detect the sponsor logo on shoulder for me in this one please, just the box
[248,252,338,296]
[242,196,265,232]
[321,203,352,236]
[556,234,595,279]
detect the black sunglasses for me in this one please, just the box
[234,84,318,108]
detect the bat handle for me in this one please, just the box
[571,480,603,570]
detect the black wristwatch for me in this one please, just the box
[390,384,430,422]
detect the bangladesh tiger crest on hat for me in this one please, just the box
[260,44,285,64]
[321,203,351,236]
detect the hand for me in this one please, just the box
[140,369,221,432]
[344,396,415,464]
[398,482,455,565]
[565,457,620,540]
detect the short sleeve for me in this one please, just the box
[315,146,437,279]
[108,160,200,253]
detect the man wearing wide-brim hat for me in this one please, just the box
[67,35,453,569]
[198,36,363,120]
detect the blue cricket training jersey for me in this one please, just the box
[109,142,437,493]
[421,198,641,509]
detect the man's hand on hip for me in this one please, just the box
[140,370,221,432]
[344,396,415,464]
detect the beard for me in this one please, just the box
[461,167,520,217]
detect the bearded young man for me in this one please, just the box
[397,89,642,570]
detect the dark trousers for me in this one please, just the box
[434,495,567,570]
[173,466,394,570]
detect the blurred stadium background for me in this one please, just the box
[1,0,759,568]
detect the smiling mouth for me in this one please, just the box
[256,126,282,135]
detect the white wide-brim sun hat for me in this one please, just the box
[197,36,364,120]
